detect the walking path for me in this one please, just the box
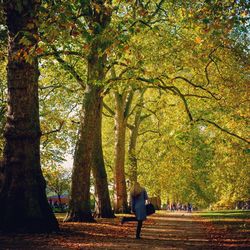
[0,211,249,249]
[113,212,217,250]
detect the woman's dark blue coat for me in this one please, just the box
[131,189,148,221]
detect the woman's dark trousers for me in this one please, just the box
[136,220,143,239]
[121,217,143,238]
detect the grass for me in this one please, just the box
[196,210,250,220]
[55,213,67,221]
[194,210,250,235]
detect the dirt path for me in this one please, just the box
[0,211,249,249]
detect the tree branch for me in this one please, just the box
[50,45,85,89]
[124,90,134,118]
[184,94,210,99]
[38,50,85,59]
[204,46,220,86]
[172,76,220,100]
[138,129,159,136]
[42,121,64,136]
[103,102,115,116]
[136,77,194,121]
[196,118,250,144]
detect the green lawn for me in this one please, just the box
[55,213,67,221]
[195,210,250,235]
[196,210,250,220]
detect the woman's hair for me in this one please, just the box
[130,181,144,197]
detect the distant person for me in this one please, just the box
[54,201,59,208]
[187,203,192,212]
[121,181,148,239]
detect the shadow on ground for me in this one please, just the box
[0,211,249,249]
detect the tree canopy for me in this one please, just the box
[0,0,249,231]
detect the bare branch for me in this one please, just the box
[196,118,250,144]
[140,114,151,120]
[155,78,194,121]
[50,45,85,89]
[103,102,115,116]
[127,123,134,130]
[102,111,114,118]
[205,60,212,86]
[39,84,61,90]
[42,121,64,136]
[184,94,210,99]
[38,50,85,59]
[136,77,194,121]
[149,0,166,20]
[204,46,220,86]
[172,76,220,100]
[138,129,159,136]
[167,86,193,121]
[40,84,62,102]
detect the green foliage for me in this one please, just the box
[39,58,82,167]
[0,0,249,209]
[43,164,71,197]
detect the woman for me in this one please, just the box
[121,181,148,239]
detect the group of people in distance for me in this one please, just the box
[166,202,193,212]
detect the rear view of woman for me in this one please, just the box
[121,181,148,239]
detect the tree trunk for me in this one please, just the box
[64,84,100,222]
[113,93,129,213]
[128,127,139,184]
[128,109,141,184]
[65,1,112,222]
[0,1,59,233]
[128,90,145,184]
[92,100,114,218]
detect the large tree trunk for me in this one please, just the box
[64,84,100,222]
[92,100,114,218]
[0,1,59,233]
[113,93,129,213]
[65,1,112,221]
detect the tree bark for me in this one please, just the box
[128,89,145,184]
[92,101,114,218]
[128,126,139,184]
[64,84,100,222]
[113,93,129,213]
[0,1,59,233]
[128,108,141,184]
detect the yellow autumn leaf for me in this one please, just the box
[195,37,202,44]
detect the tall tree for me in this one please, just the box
[0,0,58,232]
[65,0,113,222]
[36,0,114,220]
[113,88,133,213]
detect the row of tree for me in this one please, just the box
[0,0,249,232]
